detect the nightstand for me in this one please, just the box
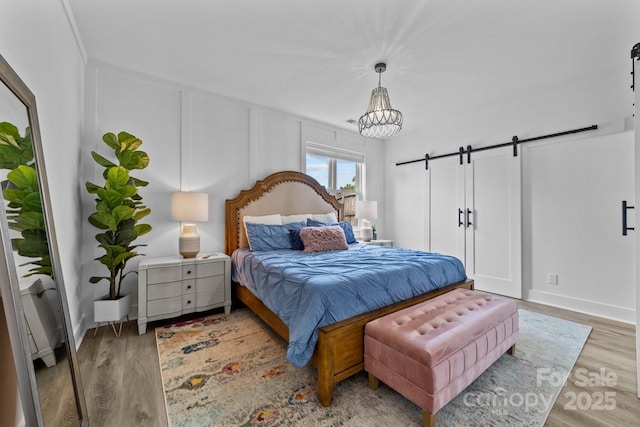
[360,239,394,247]
[137,253,231,334]
[19,277,61,367]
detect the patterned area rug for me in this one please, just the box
[155,308,591,427]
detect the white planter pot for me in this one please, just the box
[94,294,131,322]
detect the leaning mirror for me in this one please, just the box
[0,55,87,425]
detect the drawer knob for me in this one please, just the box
[187,285,192,289]
[186,270,192,275]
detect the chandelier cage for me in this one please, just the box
[358,62,403,138]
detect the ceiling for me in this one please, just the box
[68,0,639,137]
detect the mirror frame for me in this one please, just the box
[0,54,88,426]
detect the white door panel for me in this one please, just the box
[466,148,522,298]
[428,156,465,261]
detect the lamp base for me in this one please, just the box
[360,227,373,242]
[179,236,200,258]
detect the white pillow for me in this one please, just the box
[282,213,312,224]
[243,214,282,242]
[312,212,338,223]
[243,214,282,226]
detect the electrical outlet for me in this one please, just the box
[548,273,558,285]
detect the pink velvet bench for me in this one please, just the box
[364,288,518,427]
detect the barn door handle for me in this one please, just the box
[622,200,634,236]
[466,209,473,228]
[458,208,464,227]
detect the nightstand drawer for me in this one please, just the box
[196,289,225,309]
[182,266,196,280]
[196,261,225,278]
[182,279,195,294]
[147,282,182,300]
[147,266,183,284]
[182,294,195,312]
[196,275,224,293]
[148,296,182,316]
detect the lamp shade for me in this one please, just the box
[171,192,209,222]
[355,200,378,220]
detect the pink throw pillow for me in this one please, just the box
[300,225,348,253]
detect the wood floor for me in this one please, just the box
[72,302,638,427]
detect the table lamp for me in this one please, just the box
[171,192,209,258]
[356,200,377,242]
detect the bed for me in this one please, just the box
[225,170,474,406]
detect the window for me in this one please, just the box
[305,142,365,226]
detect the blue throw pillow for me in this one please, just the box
[306,218,357,244]
[245,221,306,251]
[289,228,305,250]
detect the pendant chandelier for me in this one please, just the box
[358,62,403,138]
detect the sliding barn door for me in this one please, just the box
[465,147,522,298]
[427,148,522,298]
[427,156,465,261]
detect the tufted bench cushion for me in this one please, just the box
[364,288,518,427]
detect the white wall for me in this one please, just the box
[1,0,86,424]
[1,0,86,344]
[384,12,639,322]
[81,61,384,331]
[522,130,635,321]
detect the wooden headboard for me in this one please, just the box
[225,171,344,255]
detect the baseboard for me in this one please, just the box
[527,290,635,324]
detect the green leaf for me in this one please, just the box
[0,131,19,148]
[13,235,49,258]
[3,188,24,204]
[116,184,137,199]
[89,276,108,284]
[106,166,130,187]
[99,244,126,258]
[16,211,44,230]
[0,146,23,170]
[119,150,149,170]
[134,223,152,237]
[113,252,135,266]
[112,205,134,223]
[122,136,142,151]
[133,207,150,221]
[91,151,117,168]
[85,181,101,194]
[0,122,20,140]
[131,177,149,187]
[96,188,124,209]
[7,165,38,192]
[117,218,136,233]
[114,229,137,246]
[102,132,120,150]
[21,192,42,212]
[117,131,136,143]
[95,200,110,214]
[95,254,114,267]
[88,213,116,230]
[95,231,114,245]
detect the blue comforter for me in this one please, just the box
[231,244,467,367]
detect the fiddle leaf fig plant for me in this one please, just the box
[86,131,151,300]
[0,122,51,277]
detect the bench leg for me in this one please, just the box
[422,410,435,427]
[507,343,516,356]
[368,372,379,390]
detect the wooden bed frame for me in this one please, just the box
[225,170,474,407]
